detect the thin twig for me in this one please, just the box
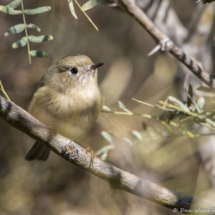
[102,109,194,138]
[0,81,11,102]
[74,0,98,31]
[21,0,31,64]
[132,98,155,108]
[158,101,215,130]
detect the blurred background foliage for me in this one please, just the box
[0,0,215,214]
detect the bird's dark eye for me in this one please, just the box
[71,68,78,74]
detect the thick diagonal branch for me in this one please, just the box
[0,95,214,213]
[118,0,215,88]
[198,0,215,4]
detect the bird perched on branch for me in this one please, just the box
[25,55,104,161]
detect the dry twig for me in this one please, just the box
[0,81,11,102]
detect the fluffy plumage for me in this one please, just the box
[25,55,104,161]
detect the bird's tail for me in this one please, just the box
[25,141,50,161]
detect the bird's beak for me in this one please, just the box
[91,63,104,70]
[84,63,104,75]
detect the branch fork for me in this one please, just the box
[148,38,173,56]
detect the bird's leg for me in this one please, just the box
[85,147,95,165]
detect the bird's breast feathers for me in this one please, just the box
[29,85,103,140]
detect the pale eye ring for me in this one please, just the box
[71,68,78,74]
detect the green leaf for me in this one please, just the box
[168,96,190,113]
[28,35,53,43]
[24,6,51,15]
[102,105,111,111]
[142,122,147,130]
[197,97,205,111]
[162,122,174,134]
[196,86,214,93]
[101,131,114,146]
[187,84,193,107]
[123,138,133,146]
[132,130,142,141]
[68,0,77,19]
[0,5,22,14]
[12,37,27,48]
[96,145,115,157]
[118,101,131,113]
[82,0,105,11]
[30,50,51,58]
[168,113,176,122]
[4,24,25,36]
[6,0,21,9]
[100,152,107,160]
[26,23,41,32]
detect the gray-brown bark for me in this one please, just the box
[118,0,215,89]
[0,95,214,213]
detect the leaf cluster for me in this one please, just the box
[99,85,215,160]
[68,0,105,31]
[0,0,53,63]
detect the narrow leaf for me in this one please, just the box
[4,24,24,36]
[132,130,142,141]
[28,35,53,43]
[162,122,174,134]
[30,50,51,59]
[118,101,131,113]
[187,84,193,107]
[168,96,190,113]
[100,152,107,160]
[123,138,133,146]
[68,0,77,19]
[142,122,147,130]
[197,97,205,111]
[6,0,21,9]
[101,131,114,146]
[26,23,41,32]
[24,6,51,15]
[12,37,27,48]
[0,5,22,14]
[102,105,111,111]
[96,145,115,156]
[196,86,214,93]
[168,113,176,122]
[82,0,105,11]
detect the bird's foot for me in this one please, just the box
[85,147,95,166]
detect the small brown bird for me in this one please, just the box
[26,55,104,161]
